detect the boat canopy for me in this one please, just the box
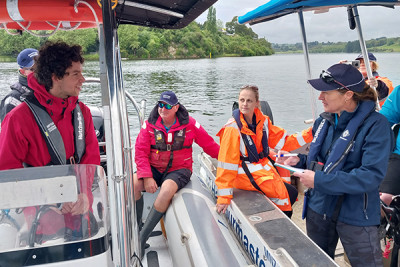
[0,0,217,31]
[238,0,399,25]
[115,0,218,29]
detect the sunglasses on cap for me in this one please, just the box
[158,102,174,110]
[320,70,350,91]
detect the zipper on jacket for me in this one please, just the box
[363,193,369,220]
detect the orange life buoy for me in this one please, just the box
[0,0,102,30]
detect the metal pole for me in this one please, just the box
[100,0,134,265]
[298,11,318,121]
[352,6,380,109]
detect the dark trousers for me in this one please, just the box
[282,182,298,218]
[306,207,383,267]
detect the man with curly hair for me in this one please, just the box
[0,41,100,215]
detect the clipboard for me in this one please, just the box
[274,163,305,173]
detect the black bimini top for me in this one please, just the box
[115,0,218,29]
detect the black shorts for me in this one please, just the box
[380,153,400,195]
[151,166,192,191]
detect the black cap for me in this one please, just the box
[308,63,365,93]
[355,52,377,61]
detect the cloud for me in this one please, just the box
[196,1,400,44]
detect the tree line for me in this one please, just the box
[0,7,273,60]
[273,37,400,53]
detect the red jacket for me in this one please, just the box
[0,74,100,170]
[135,104,219,179]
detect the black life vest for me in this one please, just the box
[150,128,190,151]
[24,93,86,165]
[307,101,376,174]
[232,109,269,163]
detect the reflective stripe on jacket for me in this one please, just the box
[215,108,308,211]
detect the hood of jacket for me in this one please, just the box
[27,73,79,121]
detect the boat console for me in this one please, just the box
[0,165,111,267]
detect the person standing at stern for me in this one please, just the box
[0,48,38,122]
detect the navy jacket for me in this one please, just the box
[0,72,32,122]
[297,102,393,226]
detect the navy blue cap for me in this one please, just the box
[159,91,179,106]
[17,48,38,69]
[308,63,365,93]
[355,52,377,61]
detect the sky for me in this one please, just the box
[196,0,400,44]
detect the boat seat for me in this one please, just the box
[232,188,337,266]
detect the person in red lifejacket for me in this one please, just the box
[134,90,220,258]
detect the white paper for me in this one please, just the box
[274,163,305,173]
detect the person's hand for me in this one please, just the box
[338,60,348,64]
[216,204,229,214]
[61,193,90,215]
[368,77,378,88]
[143,177,158,194]
[381,192,394,206]
[276,150,300,166]
[283,156,300,166]
[293,170,315,188]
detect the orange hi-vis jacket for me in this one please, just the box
[271,126,312,182]
[376,76,394,107]
[215,108,313,211]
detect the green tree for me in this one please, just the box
[225,16,258,39]
[205,6,217,34]
[49,28,98,53]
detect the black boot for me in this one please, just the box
[136,195,144,230]
[139,206,164,259]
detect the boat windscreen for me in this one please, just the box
[0,164,109,260]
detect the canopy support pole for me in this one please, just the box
[352,6,380,109]
[298,11,318,121]
[100,1,139,266]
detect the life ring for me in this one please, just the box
[0,0,102,30]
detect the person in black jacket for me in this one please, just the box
[0,48,38,122]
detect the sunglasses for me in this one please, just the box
[320,70,350,91]
[158,102,174,110]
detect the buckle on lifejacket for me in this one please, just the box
[166,144,172,151]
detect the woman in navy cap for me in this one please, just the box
[277,63,393,266]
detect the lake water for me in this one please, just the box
[1,53,400,166]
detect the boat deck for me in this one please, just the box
[291,185,349,267]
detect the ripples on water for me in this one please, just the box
[1,53,400,166]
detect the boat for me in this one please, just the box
[1,1,318,267]
[0,0,393,267]
[0,1,251,266]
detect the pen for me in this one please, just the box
[275,153,298,157]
